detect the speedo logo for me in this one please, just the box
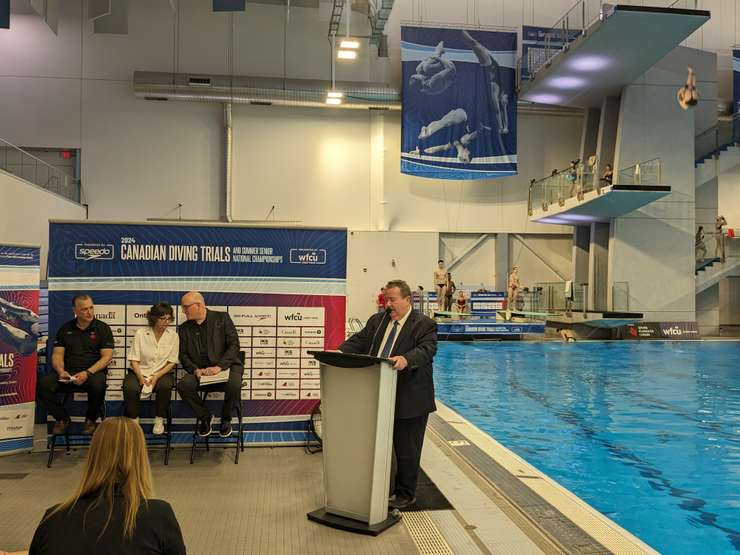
[75,243,114,261]
[289,248,326,265]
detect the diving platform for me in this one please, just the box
[546,311,643,329]
[530,183,672,224]
[519,4,710,109]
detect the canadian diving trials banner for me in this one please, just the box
[47,223,346,445]
[0,245,40,455]
[401,26,518,180]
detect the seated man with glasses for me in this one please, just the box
[177,291,243,437]
[123,302,179,435]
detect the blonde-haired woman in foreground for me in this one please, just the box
[28,417,185,555]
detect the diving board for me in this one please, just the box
[520,5,710,109]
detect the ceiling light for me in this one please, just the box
[325,97,342,105]
[339,39,360,49]
[337,49,357,60]
[327,91,343,99]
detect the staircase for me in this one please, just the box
[695,257,740,294]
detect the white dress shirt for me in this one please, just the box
[129,327,179,377]
[376,307,412,357]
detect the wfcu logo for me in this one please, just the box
[75,243,114,261]
[289,248,326,265]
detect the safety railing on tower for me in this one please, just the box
[695,114,740,165]
[0,138,81,203]
[528,158,661,216]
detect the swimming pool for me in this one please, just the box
[434,341,740,554]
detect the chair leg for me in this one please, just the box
[47,434,56,468]
[164,410,172,466]
[190,432,196,464]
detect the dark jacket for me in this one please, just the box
[178,309,242,373]
[29,493,185,555]
[339,309,437,419]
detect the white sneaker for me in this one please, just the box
[152,416,165,435]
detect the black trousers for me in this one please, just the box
[122,371,174,419]
[176,365,243,421]
[37,371,107,421]
[392,413,429,499]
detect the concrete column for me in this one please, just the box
[369,112,386,230]
[572,225,590,287]
[495,233,509,292]
[579,108,601,164]
[608,49,701,323]
[588,222,609,311]
[596,96,620,170]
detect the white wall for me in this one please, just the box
[346,231,437,319]
[0,170,87,277]
[439,234,496,291]
[510,234,573,287]
[718,164,740,229]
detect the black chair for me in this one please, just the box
[189,388,244,464]
[189,352,246,464]
[47,391,106,468]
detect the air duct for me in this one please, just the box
[133,71,401,111]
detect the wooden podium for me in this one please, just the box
[306,351,401,535]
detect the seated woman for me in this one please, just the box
[29,417,186,554]
[123,302,178,435]
[453,291,469,318]
[677,66,698,110]
[600,163,613,186]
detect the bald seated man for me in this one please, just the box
[177,291,243,438]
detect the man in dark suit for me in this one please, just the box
[339,279,437,510]
[177,291,243,437]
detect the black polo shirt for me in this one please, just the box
[53,318,114,374]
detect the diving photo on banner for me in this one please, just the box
[0,245,40,455]
[401,26,518,180]
[47,222,346,445]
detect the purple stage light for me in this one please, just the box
[568,55,611,71]
[527,93,562,105]
[548,76,587,89]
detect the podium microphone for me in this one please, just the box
[368,307,392,356]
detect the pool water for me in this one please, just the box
[433,341,740,554]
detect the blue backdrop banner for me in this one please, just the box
[401,26,517,180]
[47,222,347,446]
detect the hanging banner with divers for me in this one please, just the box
[521,25,582,80]
[0,245,41,455]
[401,26,517,180]
[47,222,346,445]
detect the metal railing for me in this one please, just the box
[0,138,81,203]
[518,0,605,83]
[616,157,661,186]
[519,0,701,85]
[612,281,630,311]
[695,114,740,164]
[529,158,661,215]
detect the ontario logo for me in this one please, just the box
[289,248,326,265]
[75,243,114,261]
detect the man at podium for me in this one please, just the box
[338,279,437,510]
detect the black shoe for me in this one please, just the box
[219,420,232,437]
[197,415,213,437]
[389,495,416,510]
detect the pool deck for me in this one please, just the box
[0,410,658,555]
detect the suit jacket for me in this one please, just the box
[178,309,242,374]
[339,309,437,419]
